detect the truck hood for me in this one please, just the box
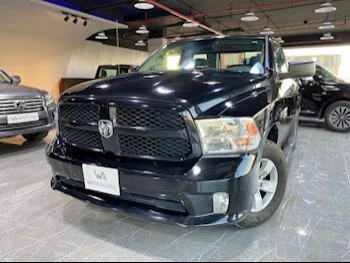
[0,83,43,99]
[63,70,268,117]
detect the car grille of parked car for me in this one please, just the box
[0,97,44,115]
[58,102,193,160]
[0,120,47,132]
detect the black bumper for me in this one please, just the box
[46,138,258,227]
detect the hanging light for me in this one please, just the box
[320,33,334,40]
[183,21,198,28]
[136,26,150,34]
[134,0,154,10]
[135,40,146,46]
[260,27,274,35]
[95,32,108,40]
[315,2,337,13]
[319,21,335,30]
[241,12,259,22]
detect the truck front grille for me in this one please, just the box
[0,97,44,115]
[116,107,186,129]
[119,135,192,159]
[60,126,103,151]
[59,102,193,161]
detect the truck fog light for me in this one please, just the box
[213,192,229,214]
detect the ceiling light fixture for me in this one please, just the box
[64,15,69,22]
[73,17,78,24]
[241,12,259,22]
[319,21,335,30]
[136,25,150,34]
[95,32,108,40]
[83,19,88,27]
[135,40,146,46]
[320,33,334,40]
[315,2,337,13]
[134,0,154,10]
[260,27,274,35]
[183,21,198,28]
[175,36,182,41]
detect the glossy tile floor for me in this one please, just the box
[1,123,350,262]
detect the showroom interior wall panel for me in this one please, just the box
[0,0,148,101]
[67,42,149,78]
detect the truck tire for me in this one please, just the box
[23,131,49,142]
[325,101,350,133]
[236,140,287,228]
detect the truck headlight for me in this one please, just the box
[195,117,261,155]
[45,94,54,106]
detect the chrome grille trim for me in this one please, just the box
[0,97,44,115]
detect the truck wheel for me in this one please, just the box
[22,131,49,142]
[325,101,350,133]
[236,140,287,228]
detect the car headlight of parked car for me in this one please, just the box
[195,117,261,155]
[45,93,54,106]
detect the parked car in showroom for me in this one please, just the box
[46,36,315,228]
[300,65,350,132]
[59,64,137,94]
[0,69,56,141]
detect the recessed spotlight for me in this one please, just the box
[134,0,154,10]
[315,2,337,13]
[183,21,198,28]
[135,40,146,46]
[260,27,274,35]
[320,33,334,40]
[319,21,335,30]
[241,12,259,22]
[96,32,108,40]
[136,26,150,34]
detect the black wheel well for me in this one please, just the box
[267,125,278,144]
[321,98,350,118]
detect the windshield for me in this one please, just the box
[316,66,338,82]
[138,38,265,75]
[0,70,11,83]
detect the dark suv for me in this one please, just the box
[301,65,350,132]
[0,70,56,141]
[46,36,314,228]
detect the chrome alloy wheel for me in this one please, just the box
[329,106,350,130]
[251,158,279,213]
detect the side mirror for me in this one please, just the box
[279,61,316,80]
[11,76,21,84]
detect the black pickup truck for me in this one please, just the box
[59,64,136,94]
[46,36,314,228]
[300,65,350,132]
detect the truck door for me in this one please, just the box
[272,42,297,145]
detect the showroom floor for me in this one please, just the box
[1,123,350,262]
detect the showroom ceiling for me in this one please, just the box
[45,0,350,49]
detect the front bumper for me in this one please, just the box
[46,137,258,227]
[0,106,56,138]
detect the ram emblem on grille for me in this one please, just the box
[98,120,113,139]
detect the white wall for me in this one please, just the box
[67,41,149,78]
[0,0,148,101]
